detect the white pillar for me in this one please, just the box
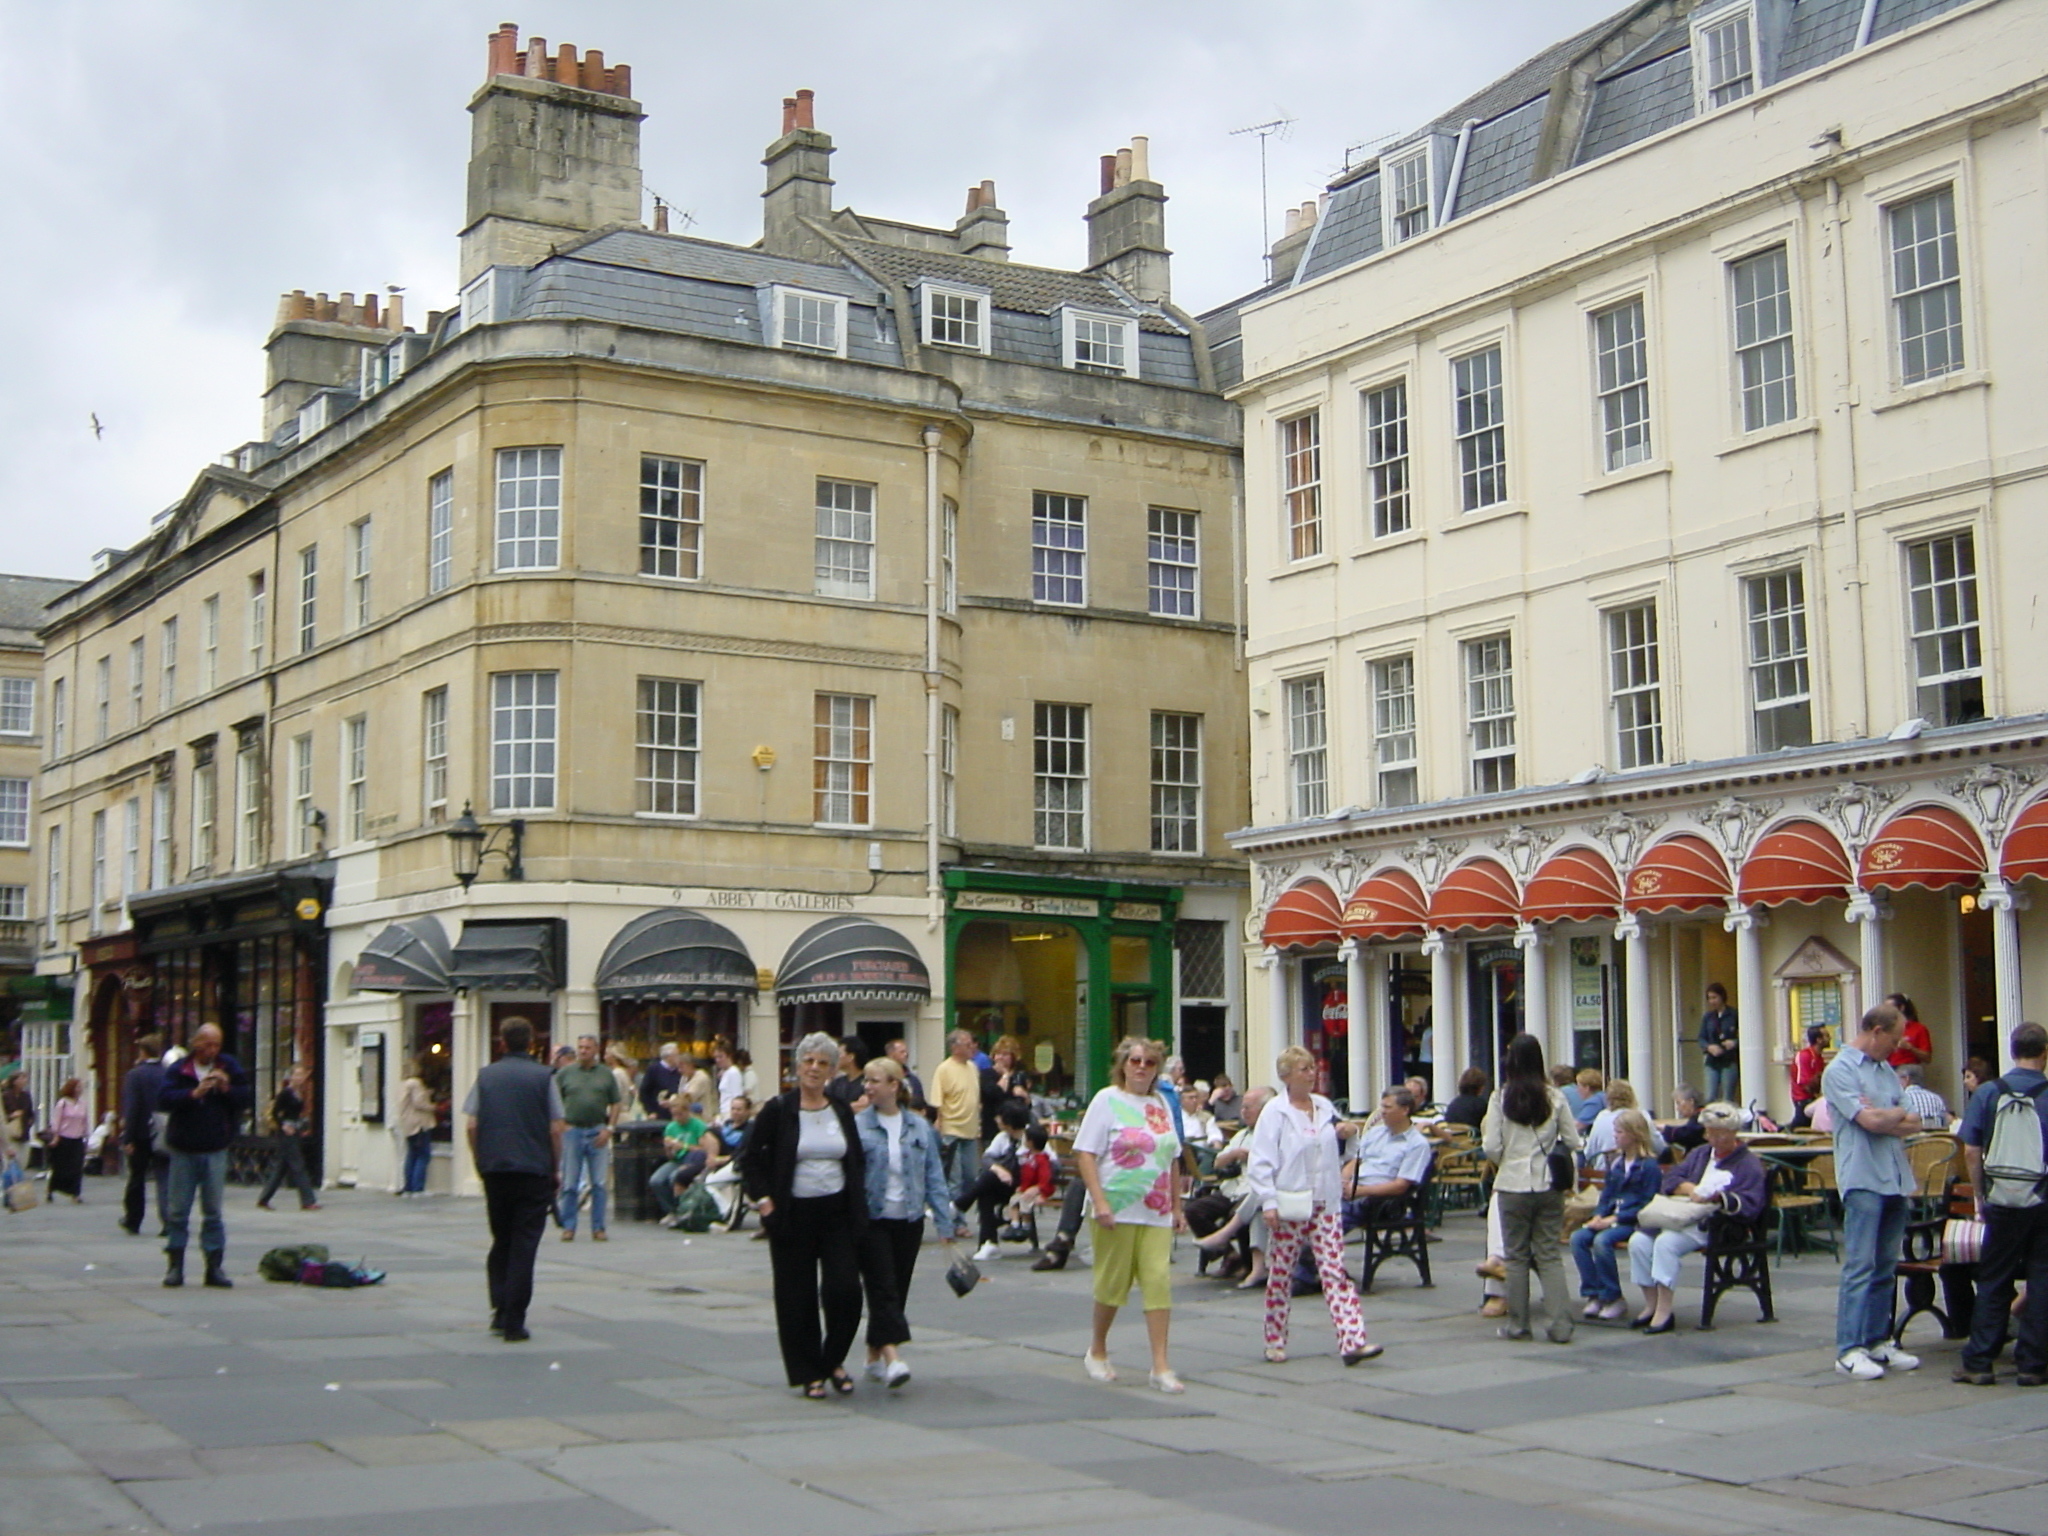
[1847,889,1890,1018]
[1341,939,1369,1112]
[451,989,483,1197]
[1363,948,1390,1098]
[1516,921,1556,1068]
[1425,929,1457,1108]
[1264,949,1291,1065]
[1982,877,2024,1073]
[1616,913,1653,1095]
[1724,904,1770,1114]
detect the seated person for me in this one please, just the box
[1341,1086,1434,1228]
[1896,1063,1948,1127]
[1404,1074,1438,1118]
[1582,1079,1666,1166]
[1179,1084,1223,1150]
[1207,1074,1243,1126]
[999,1124,1059,1237]
[1625,1102,1768,1332]
[1189,1088,1274,1288]
[651,1104,715,1223]
[956,1101,1032,1260]
[700,1096,754,1218]
[1573,1068,1608,1129]
[1439,1068,1489,1132]
[1554,1064,1583,1120]
[1570,1109,1661,1320]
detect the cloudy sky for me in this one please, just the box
[0,0,1621,583]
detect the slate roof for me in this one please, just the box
[561,229,882,302]
[834,237,1186,334]
[0,574,77,645]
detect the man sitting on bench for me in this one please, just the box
[1343,1086,1434,1229]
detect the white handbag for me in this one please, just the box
[1273,1106,1323,1222]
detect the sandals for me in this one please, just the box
[802,1381,829,1400]
[1264,1345,1288,1364]
[1235,1271,1268,1291]
[829,1370,856,1395]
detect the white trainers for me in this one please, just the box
[884,1359,911,1389]
[973,1241,1001,1262]
[1835,1347,1886,1380]
[864,1360,888,1383]
[1869,1343,1920,1371]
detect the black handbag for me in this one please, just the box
[945,1251,981,1297]
[1544,1114,1576,1193]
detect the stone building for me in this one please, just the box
[1221,0,2047,1121]
[34,26,1245,1193]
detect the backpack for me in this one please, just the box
[670,1181,719,1233]
[1981,1077,2048,1210]
[298,1257,386,1288]
[258,1243,331,1282]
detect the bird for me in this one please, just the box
[90,413,104,439]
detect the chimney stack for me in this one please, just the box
[261,289,409,439]
[955,178,1010,261]
[1267,199,1321,286]
[460,22,644,284]
[761,88,836,260]
[1084,136,1171,304]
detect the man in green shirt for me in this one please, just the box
[555,1035,622,1241]
[652,1109,711,1224]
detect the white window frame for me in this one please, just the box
[494,446,563,571]
[458,269,498,331]
[771,286,848,357]
[1369,654,1419,809]
[347,517,372,629]
[814,479,876,600]
[158,618,178,710]
[1887,184,1965,387]
[342,717,367,844]
[1283,674,1328,821]
[1730,244,1797,432]
[199,596,219,691]
[1606,602,1665,770]
[427,470,454,594]
[0,777,29,847]
[150,775,173,888]
[422,689,448,823]
[94,655,110,742]
[1060,308,1138,378]
[1744,568,1812,751]
[1031,492,1088,607]
[814,693,874,829]
[127,636,145,725]
[1364,380,1411,538]
[1382,144,1433,246]
[920,282,990,353]
[1032,702,1089,851]
[635,677,701,819]
[121,797,140,903]
[88,808,106,931]
[490,671,559,813]
[1149,711,1202,855]
[291,732,315,856]
[49,677,65,757]
[234,735,264,868]
[1903,530,1984,727]
[941,498,958,613]
[1592,297,1652,472]
[1464,635,1517,794]
[1146,507,1199,619]
[1452,347,1508,511]
[247,573,266,671]
[1692,3,1756,113]
[0,885,25,922]
[45,824,63,944]
[941,704,959,838]
[191,755,217,875]
[1281,411,1323,561]
[0,676,33,736]
[296,546,318,653]
[639,454,705,582]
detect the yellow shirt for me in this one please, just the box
[933,1056,982,1139]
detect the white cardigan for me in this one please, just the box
[1246,1093,1347,1215]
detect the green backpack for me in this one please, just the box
[258,1243,331,1282]
[671,1183,719,1233]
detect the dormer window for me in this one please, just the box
[771,287,847,356]
[921,283,989,352]
[458,269,498,332]
[1062,309,1138,377]
[1382,145,1433,246]
[296,393,333,440]
[1694,4,1755,111]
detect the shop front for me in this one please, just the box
[945,869,1178,1096]
[595,909,756,1078]
[350,916,458,1164]
[775,915,930,1069]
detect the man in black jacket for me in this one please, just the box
[119,1033,167,1236]
[158,1024,254,1289]
[465,1017,564,1342]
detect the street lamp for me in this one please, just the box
[447,801,525,889]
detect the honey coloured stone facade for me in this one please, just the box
[34,27,1246,1195]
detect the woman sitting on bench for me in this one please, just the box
[1625,1102,1767,1334]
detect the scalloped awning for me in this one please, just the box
[1625,834,1732,914]
[1858,805,1986,892]
[1427,858,1519,934]
[1523,847,1623,923]
[775,917,931,1005]
[1339,869,1428,941]
[1261,882,1343,950]
[1738,820,1853,908]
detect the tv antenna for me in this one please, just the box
[1231,116,1295,267]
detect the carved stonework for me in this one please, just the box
[1593,810,1663,872]
[1810,781,1904,851]
[1410,837,1466,888]
[1705,796,1775,860]
[1497,823,1561,879]
[1943,763,2043,840]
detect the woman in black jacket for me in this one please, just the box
[740,1031,869,1399]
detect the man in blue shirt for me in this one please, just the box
[1823,1003,1924,1380]
[1953,1021,2048,1387]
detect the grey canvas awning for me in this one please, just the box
[595,910,756,1002]
[775,917,931,1005]
[448,919,565,993]
[352,916,453,993]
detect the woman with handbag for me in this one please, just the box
[1482,1033,1581,1344]
[47,1078,91,1203]
[1624,1102,1768,1333]
[1247,1046,1379,1366]
[739,1031,869,1400]
[853,1054,962,1389]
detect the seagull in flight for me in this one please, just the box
[90,413,104,439]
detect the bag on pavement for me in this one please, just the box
[258,1243,330,1282]
[945,1251,980,1296]
[299,1258,385,1288]
[670,1182,719,1233]
[2,1157,37,1212]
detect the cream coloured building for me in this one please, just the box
[36,26,1247,1195]
[1223,0,2048,1122]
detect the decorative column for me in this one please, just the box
[1724,904,1770,1113]
[1846,890,1890,1018]
[1264,949,1291,1057]
[1515,921,1558,1068]
[1363,947,1390,1099]
[451,988,483,1197]
[1341,939,1369,1111]
[1616,912,1654,1095]
[1424,929,1457,1108]
[1981,876,2025,1072]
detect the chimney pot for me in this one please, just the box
[554,43,577,83]
[386,293,404,331]
[526,36,547,76]
[1115,146,1133,187]
[487,23,519,79]
[581,48,605,90]
[794,88,815,130]
[981,178,997,203]
[362,293,380,327]
[609,63,630,96]
[1130,136,1150,181]
[654,200,670,233]
[782,96,797,135]
[1282,207,1300,238]
[1099,154,1117,195]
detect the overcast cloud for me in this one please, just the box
[0,0,1620,583]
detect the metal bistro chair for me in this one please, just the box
[1904,1134,1962,1223]
[1427,1145,1489,1223]
[1768,1152,1839,1261]
[1353,1156,1437,1293]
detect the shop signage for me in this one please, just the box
[699,890,856,911]
[955,892,1097,918]
[1111,902,1163,923]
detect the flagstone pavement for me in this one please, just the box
[3,1181,2044,1536]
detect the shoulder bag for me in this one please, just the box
[1274,1105,1322,1222]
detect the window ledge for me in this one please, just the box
[1583,459,1671,495]
[1275,554,1338,575]
[1870,369,1991,415]
[635,812,701,822]
[1351,530,1426,557]
[1717,417,1820,457]
[1442,503,1528,533]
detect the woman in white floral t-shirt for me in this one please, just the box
[1073,1037,1186,1393]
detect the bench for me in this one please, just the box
[1698,1210,1775,1329]
[1893,1179,1979,1346]
[1351,1160,1436,1292]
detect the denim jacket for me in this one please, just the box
[1594,1155,1662,1228]
[855,1106,959,1230]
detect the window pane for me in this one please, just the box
[639,454,705,581]
[637,677,701,816]
[1905,532,1984,726]
[1745,569,1812,750]
[1606,604,1664,769]
[490,671,558,811]
[1281,413,1322,559]
[1150,712,1201,853]
[1032,492,1088,606]
[814,693,873,825]
[1453,350,1507,510]
[1889,188,1963,384]
[428,471,454,594]
[1147,508,1198,618]
[1732,246,1797,431]
[1465,636,1516,793]
[1033,702,1088,849]
[814,479,875,599]
[1370,655,1418,808]
[495,446,563,570]
[1284,675,1327,819]
[1594,299,1652,471]
[1365,382,1411,537]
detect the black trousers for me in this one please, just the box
[1053,1177,1089,1243]
[956,1169,1014,1244]
[482,1171,553,1330]
[259,1137,319,1208]
[123,1147,167,1232]
[1962,1203,2048,1376]
[767,1196,865,1385]
[860,1216,925,1349]
[48,1137,86,1197]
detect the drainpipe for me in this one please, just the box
[921,423,944,934]
[1855,0,1881,49]
[1438,118,1478,225]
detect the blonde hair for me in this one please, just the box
[991,1034,1024,1064]
[1604,1078,1638,1111]
[1108,1036,1165,1090]
[1612,1108,1653,1156]
[862,1056,904,1084]
[1275,1045,1315,1079]
[1576,1067,1605,1092]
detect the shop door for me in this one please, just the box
[1179,1005,1226,1083]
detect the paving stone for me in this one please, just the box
[0,1472,154,1532]
[124,1458,588,1530]
[0,1438,94,1472]
[1205,1471,1650,1535]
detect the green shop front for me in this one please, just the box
[944,869,1178,1095]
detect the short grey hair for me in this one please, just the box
[795,1031,840,1065]
[1896,1062,1923,1086]
[1673,1083,1702,1112]
[1699,1101,1744,1132]
[1383,1086,1418,1113]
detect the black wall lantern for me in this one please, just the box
[447,801,525,889]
